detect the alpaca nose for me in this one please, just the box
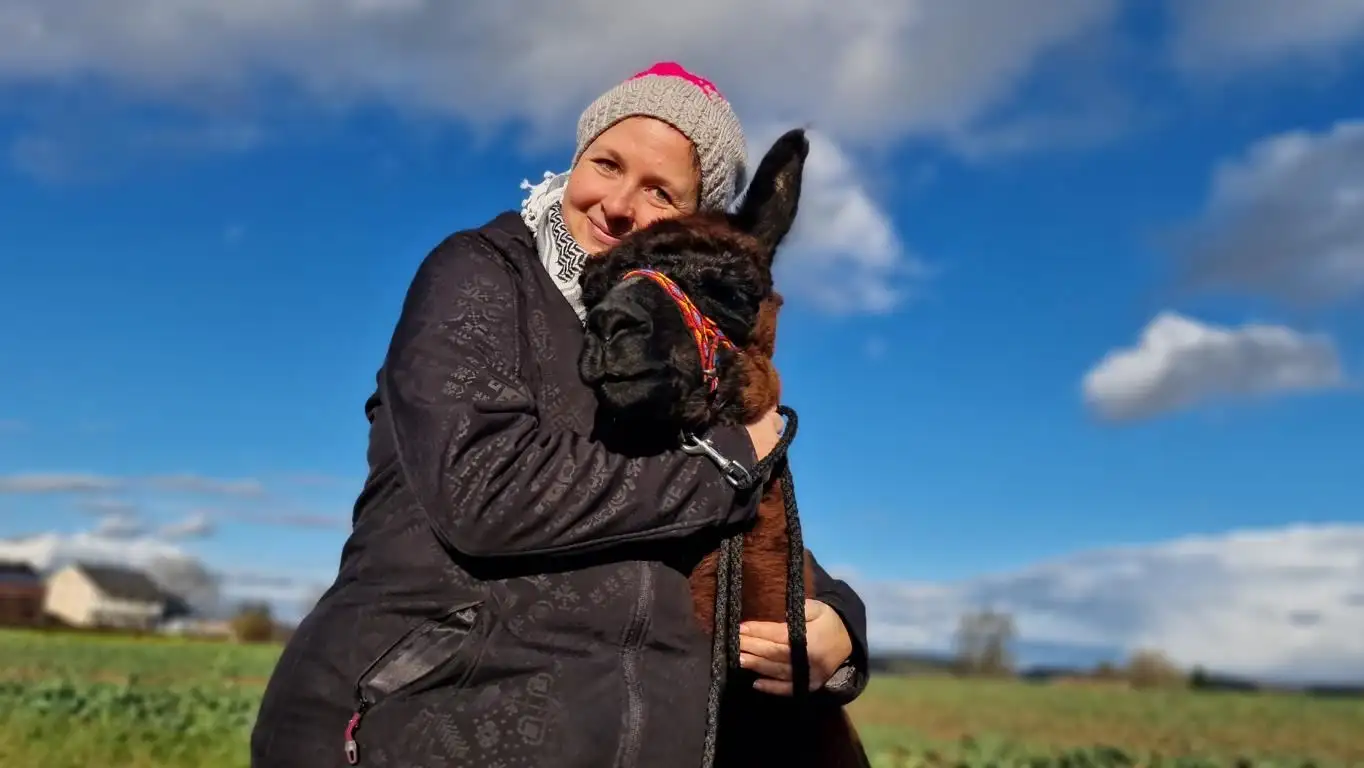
[590,299,652,346]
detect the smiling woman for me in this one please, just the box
[248,61,870,768]
[565,115,700,244]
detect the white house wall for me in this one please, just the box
[42,567,100,627]
[89,595,165,629]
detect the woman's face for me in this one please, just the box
[563,115,701,254]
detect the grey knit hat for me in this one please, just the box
[573,61,748,212]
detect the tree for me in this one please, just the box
[1093,661,1120,680]
[1125,648,1185,689]
[952,608,1016,677]
[230,601,276,643]
[1189,664,1210,689]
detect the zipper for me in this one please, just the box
[613,562,652,767]
[343,701,368,765]
[342,601,483,765]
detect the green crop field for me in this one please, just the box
[1,628,1360,767]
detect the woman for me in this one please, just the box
[250,61,869,768]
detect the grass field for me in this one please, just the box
[1,629,1360,767]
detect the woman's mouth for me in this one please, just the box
[590,218,622,247]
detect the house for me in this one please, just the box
[0,560,45,627]
[43,562,171,630]
[161,617,234,639]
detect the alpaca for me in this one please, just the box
[578,128,870,768]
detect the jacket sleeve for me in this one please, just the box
[809,551,870,705]
[381,233,762,562]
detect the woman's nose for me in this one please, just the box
[599,189,634,230]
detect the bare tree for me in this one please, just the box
[1125,648,1185,689]
[230,600,276,643]
[952,608,1016,677]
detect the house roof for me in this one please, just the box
[0,560,41,584]
[74,563,167,604]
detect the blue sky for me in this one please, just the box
[2,1,1363,678]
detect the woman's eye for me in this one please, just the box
[594,158,619,173]
[649,187,672,204]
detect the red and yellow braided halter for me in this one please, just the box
[620,268,735,394]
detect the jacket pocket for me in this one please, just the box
[343,600,486,765]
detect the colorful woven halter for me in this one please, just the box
[620,268,735,394]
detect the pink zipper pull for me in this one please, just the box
[343,710,363,765]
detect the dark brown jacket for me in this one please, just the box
[249,211,869,768]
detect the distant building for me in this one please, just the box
[0,560,45,627]
[160,617,234,639]
[43,562,171,630]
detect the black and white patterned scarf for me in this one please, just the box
[520,171,592,322]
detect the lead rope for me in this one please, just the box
[780,460,810,706]
[616,269,808,766]
[699,532,743,768]
[698,405,806,768]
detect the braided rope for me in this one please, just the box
[615,268,808,767]
[699,406,804,768]
[620,268,734,393]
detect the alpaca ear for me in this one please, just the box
[733,128,809,259]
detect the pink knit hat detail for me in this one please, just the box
[573,61,748,212]
[631,61,724,98]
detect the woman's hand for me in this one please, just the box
[744,405,783,461]
[737,599,854,695]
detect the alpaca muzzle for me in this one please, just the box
[618,268,734,395]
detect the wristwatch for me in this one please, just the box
[821,655,857,692]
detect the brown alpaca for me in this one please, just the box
[578,129,870,768]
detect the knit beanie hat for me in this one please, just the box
[573,62,748,212]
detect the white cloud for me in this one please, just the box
[1171,119,1364,305]
[13,0,1364,159]
[0,527,325,620]
[0,529,189,571]
[747,127,928,313]
[0,2,1127,316]
[144,474,265,499]
[216,508,350,530]
[145,474,266,497]
[8,119,263,184]
[1081,312,1345,422]
[77,498,139,516]
[1167,0,1364,76]
[851,523,1364,683]
[0,0,1119,148]
[0,472,267,497]
[91,513,145,540]
[157,512,216,540]
[0,473,122,494]
[216,568,329,613]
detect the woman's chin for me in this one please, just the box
[585,229,619,253]
[564,215,610,255]
[592,231,622,251]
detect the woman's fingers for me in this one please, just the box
[739,650,791,681]
[737,630,789,664]
[739,622,794,688]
